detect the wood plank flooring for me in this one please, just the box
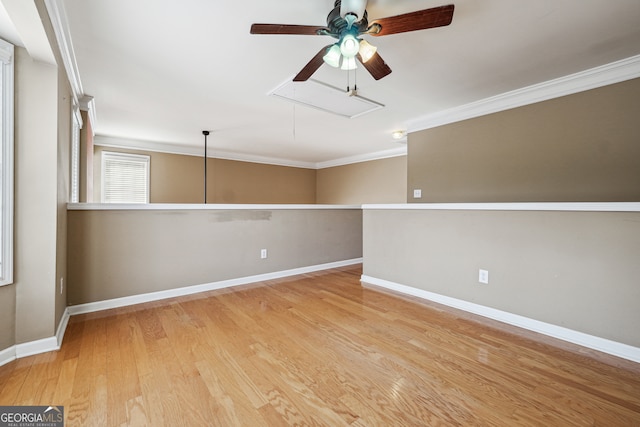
[1,265,639,426]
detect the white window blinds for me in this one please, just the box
[101,151,150,203]
[70,106,81,203]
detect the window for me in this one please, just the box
[101,151,150,203]
[70,104,81,203]
[0,38,14,286]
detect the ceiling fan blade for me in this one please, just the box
[293,45,332,82]
[250,24,328,35]
[357,52,392,80]
[367,4,454,37]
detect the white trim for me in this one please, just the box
[44,0,83,103]
[95,135,318,170]
[315,147,407,169]
[70,103,81,202]
[361,275,640,364]
[0,41,12,63]
[0,38,14,286]
[15,337,59,359]
[45,1,97,135]
[407,54,640,133]
[0,308,71,366]
[67,203,361,211]
[79,95,96,134]
[0,345,16,367]
[0,308,74,367]
[362,202,640,212]
[95,135,408,170]
[56,308,70,348]
[68,258,363,316]
[72,101,83,128]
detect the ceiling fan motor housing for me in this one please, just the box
[339,0,367,21]
[328,0,369,38]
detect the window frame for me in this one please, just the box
[70,104,82,203]
[0,38,14,286]
[101,151,150,204]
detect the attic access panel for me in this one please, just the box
[269,79,384,118]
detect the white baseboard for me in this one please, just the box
[1,308,71,367]
[56,308,71,347]
[68,258,363,316]
[361,275,640,364]
[15,336,59,359]
[0,345,16,367]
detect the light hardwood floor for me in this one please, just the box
[1,266,639,426]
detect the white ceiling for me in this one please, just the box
[4,0,640,167]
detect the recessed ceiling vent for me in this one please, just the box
[269,79,384,118]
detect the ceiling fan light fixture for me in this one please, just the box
[358,39,377,63]
[341,56,358,71]
[323,44,342,68]
[339,33,360,58]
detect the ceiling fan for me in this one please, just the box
[250,0,454,82]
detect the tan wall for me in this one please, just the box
[363,208,640,347]
[93,146,316,204]
[14,47,58,343]
[408,78,640,202]
[213,159,316,204]
[0,284,15,350]
[67,208,362,304]
[55,64,71,332]
[317,156,407,204]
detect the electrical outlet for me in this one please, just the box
[413,189,422,199]
[260,249,267,259]
[478,269,489,284]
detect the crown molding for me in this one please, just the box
[95,135,408,170]
[407,54,640,133]
[43,0,82,99]
[315,146,407,169]
[44,0,98,133]
[79,95,96,134]
[213,149,316,169]
[94,135,319,169]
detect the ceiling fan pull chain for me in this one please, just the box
[354,66,358,91]
[346,67,350,93]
